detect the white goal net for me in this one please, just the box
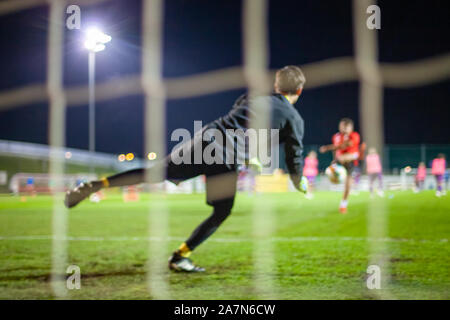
[0,0,449,299]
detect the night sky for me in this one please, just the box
[0,0,449,158]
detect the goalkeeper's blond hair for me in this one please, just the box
[275,65,306,95]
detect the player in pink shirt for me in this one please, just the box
[431,154,447,197]
[414,162,427,192]
[303,151,318,198]
[365,147,384,197]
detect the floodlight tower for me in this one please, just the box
[84,27,111,171]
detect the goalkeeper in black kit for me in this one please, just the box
[65,65,309,272]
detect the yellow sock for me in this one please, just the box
[101,177,110,188]
[177,242,191,258]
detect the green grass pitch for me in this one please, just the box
[0,191,449,299]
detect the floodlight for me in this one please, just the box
[84,27,111,52]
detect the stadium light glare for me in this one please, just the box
[126,153,134,161]
[148,152,157,160]
[84,27,111,52]
[118,154,126,162]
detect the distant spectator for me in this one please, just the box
[303,150,318,199]
[366,147,384,197]
[431,154,446,197]
[414,162,427,193]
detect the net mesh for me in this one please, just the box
[0,0,449,298]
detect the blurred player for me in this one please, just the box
[414,162,427,193]
[431,154,447,197]
[25,176,36,197]
[319,118,360,213]
[64,66,309,272]
[366,147,384,197]
[303,150,318,199]
[237,164,257,195]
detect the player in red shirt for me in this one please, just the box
[319,118,360,213]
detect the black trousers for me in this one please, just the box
[107,137,237,250]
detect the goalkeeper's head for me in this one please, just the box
[274,65,306,104]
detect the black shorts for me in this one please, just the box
[165,135,237,207]
[341,161,354,175]
[166,134,236,181]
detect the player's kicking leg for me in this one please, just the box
[336,155,355,214]
[339,170,351,214]
[65,139,238,272]
[64,168,145,208]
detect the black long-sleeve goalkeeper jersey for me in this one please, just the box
[205,93,304,179]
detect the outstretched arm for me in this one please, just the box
[284,117,305,191]
[319,140,353,153]
[319,144,335,153]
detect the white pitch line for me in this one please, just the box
[0,235,447,244]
